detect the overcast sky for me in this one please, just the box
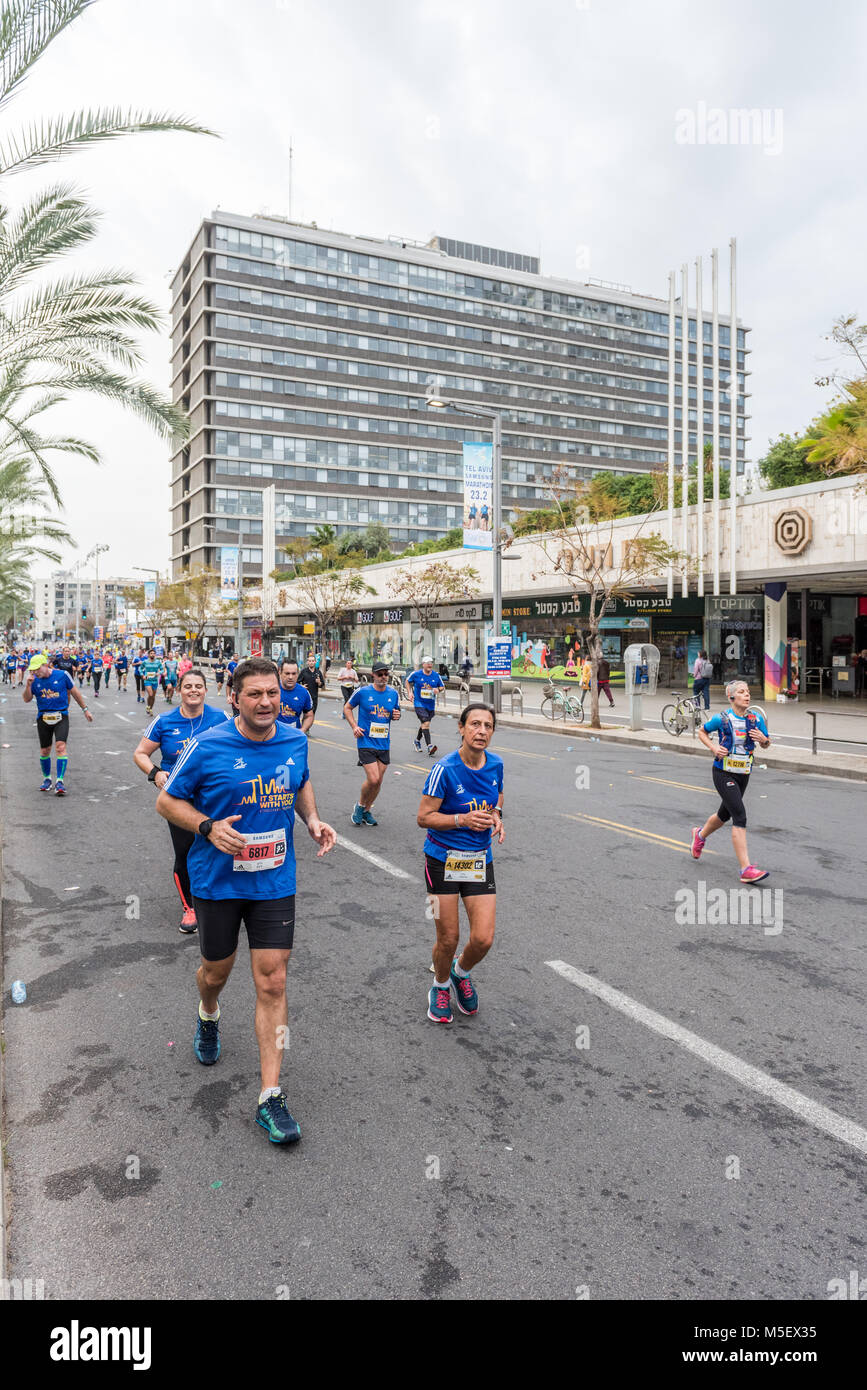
[18,0,867,581]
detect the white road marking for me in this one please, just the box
[546,959,867,1157]
[113,712,133,723]
[103,750,122,755]
[335,834,417,881]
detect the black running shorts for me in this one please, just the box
[193,895,296,961]
[712,766,750,828]
[37,714,69,745]
[414,706,435,723]
[424,853,496,898]
[357,748,390,766]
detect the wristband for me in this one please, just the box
[454,814,461,828]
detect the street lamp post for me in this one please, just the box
[87,544,109,636]
[134,566,161,648]
[426,395,508,713]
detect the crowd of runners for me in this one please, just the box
[14,637,772,1147]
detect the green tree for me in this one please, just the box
[803,379,867,477]
[310,523,336,550]
[508,467,678,729]
[757,434,817,489]
[362,521,391,557]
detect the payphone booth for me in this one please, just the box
[624,642,660,731]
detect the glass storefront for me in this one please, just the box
[704,595,762,684]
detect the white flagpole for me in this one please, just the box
[681,262,689,598]
[695,254,704,598]
[729,236,738,595]
[667,271,676,601]
[712,248,721,596]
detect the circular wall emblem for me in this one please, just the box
[774,508,812,555]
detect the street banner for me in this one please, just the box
[250,627,263,657]
[221,546,240,600]
[462,442,493,550]
[93,625,103,642]
[116,594,126,622]
[143,581,157,608]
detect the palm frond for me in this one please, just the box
[0,107,217,176]
[0,183,97,296]
[0,1,95,110]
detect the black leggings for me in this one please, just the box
[712,766,750,828]
[92,672,101,693]
[169,821,195,909]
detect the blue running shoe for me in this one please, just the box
[350,803,365,826]
[450,961,479,1015]
[40,777,52,792]
[361,807,378,825]
[54,780,66,796]
[256,1091,301,1144]
[427,984,453,1024]
[194,1014,220,1065]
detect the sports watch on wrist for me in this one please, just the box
[198,818,214,839]
[147,765,160,783]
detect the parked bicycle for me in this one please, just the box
[540,676,584,722]
[661,691,703,737]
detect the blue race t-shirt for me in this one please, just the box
[145,704,229,771]
[140,659,163,686]
[422,748,504,863]
[91,655,104,673]
[115,654,128,671]
[31,669,74,716]
[703,707,769,771]
[348,684,400,750]
[406,668,445,712]
[164,721,310,899]
[277,682,313,729]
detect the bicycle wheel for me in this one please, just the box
[661,703,686,736]
[541,694,561,719]
[565,697,584,722]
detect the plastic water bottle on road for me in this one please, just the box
[11,980,26,1003]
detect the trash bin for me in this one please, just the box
[832,666,854,697]
[480,679,496,706]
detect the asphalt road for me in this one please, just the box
[2,680,866,1301]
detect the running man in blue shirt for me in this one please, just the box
[114,650,128,692]
[156,657,336,1145]
[90,650,104,698]
[692,679,771,883]
[404,656,445,758]
[164,654,179,704]
[417,703,504,1023]
[23,653,93,794]
[134,667,230,933]
[345,660,401,826]
[140,649,163,715]
[277,659,314,733]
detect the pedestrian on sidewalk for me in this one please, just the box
[692,649,713,709]
[596,655,615,706]
[578,655,592,708]
[338,655,359,718]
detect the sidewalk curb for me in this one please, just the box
[489,713,867,781]
[316,687,867,781]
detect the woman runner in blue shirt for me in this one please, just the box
[417,703,504,1024]
[133,667,229,932]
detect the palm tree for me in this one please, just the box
[803,379,867,476]
[0,0,215,473]
[310,524,337,550]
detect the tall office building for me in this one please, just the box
[169,213,748,579]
